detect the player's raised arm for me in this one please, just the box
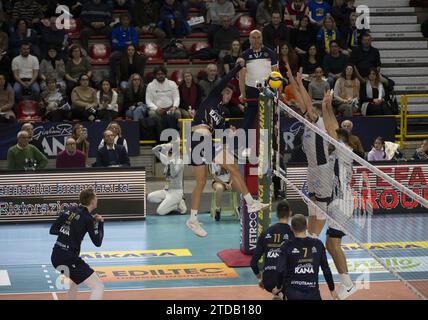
[284,63,306,114]
[294,67,318,122]
[321,90,339,140]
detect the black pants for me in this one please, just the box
[284,288,322,300]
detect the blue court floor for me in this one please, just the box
[0,213,427,299]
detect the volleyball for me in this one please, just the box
[267,71,284,89]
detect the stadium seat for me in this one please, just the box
[234,15,255,36]
[145,71,154,83]
[190,42,216,64]
[88,44,111,65]
[170,70,184,84]
[141,42,164,64]
[16,100,41,122]
[65,18,80,39]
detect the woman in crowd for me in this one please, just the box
[40,75,68,122]
[123,73,147,121]
[333,64,360,116]
[71,123,90,161]
[9,19,40,57]
[39,47,66,90]
[284,0,308,28]
[65,44,92,97]
[316,15,341,55]
[300,44,322,77]
[70,74,98,121]
[360,68,392,116]
[0,73,15,122]
[98,121,129,152]
[291,15,316,55]
[118,44,146,90]
[223,40,242,74]
[278,42,299,78]
[97,79,119,121]
[308,66,330,103]
[178,71,203,119]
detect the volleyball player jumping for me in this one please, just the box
[187,62,269,237]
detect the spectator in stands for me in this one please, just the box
[331,0,347,34]
[262,11,290,51]
[0,19,8,55]
[413,140,428,161]
[56,137,86,168]
[0,73,15,122]
[99,121,129,152]
[11,0,43,27]
[367,136,388,161]
[71,74,98,121]
[213,15,240,59]
[342,0,356,26]
[146,65,181,131]
[308,66,329,103]
[94,129,130,167]
[118,44,146,90]
[60,0,84,18]
[344,12,367,55]
[0,50,11,84]
[291,15,316,55]
[323,40,348,88]
[307,0,331,27]
[333,63,360,116]
[40,75,68,122]
[256,0,282,30]
[159,0,190,39]
[223,40,242,73]
[199,64,221,99]
[0,10,9,35]
[317,15,341,56]
[40,16,71,59]
[183,0,208,19]
[284,0,308,28]
[123,73,147,121]
[80,0,114,50]
[113,0,134,10]
[207,0,235,45]
[134,0,166,46]
[9,19,41,58]
[109,13,139,87]
[21,122,46,155]
[278,42,299,78]
[65,44,92,97]
[12,42,40,102]
[350,33,382,82]
[96,79,119,121]
[39,47,66,91]
[7,130,48,170]
[178,71,203,119]
[300,44,321,76]
[71,123,90,160]
[341,119,365,158]
[360,68,391,116]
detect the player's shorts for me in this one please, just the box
[261,271,277,293]
[284,288,322,300]
[326,227,346,238]
[189,132,224,166]
[51,248,94,285]
[307,164,334,201]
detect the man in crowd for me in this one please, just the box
[262,11,290,51]
[213,15,240,59]
[146,66,180,132]
[12,42,40,102]
[7,130,48,170]
[413,139,428,161]
[94,129,130,167]
[199,64,222,99]
[21,122,46,156]
[323,40,348,88]
[350,33,381,83]
[341,120,365,158]
[56,137,86,168]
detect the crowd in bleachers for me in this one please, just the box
[2,0,425,169]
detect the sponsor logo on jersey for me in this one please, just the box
[292,248,300,254]
[267,248,280,259]
[265,233,272,239]
[312,247,317,253]
[295,264,315,274]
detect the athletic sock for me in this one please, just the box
[339,273,353,288]
[190,209,198,221]
[243,193,255,205]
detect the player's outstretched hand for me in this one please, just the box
[322,89,333,108]
[94,214,104,222]
[330,290,339,300]
[236,57,245,67]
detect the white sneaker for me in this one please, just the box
[178,199,187,214]
[272,292,283,300]
[337,283,357,300]
[186,219,208,237]
[247,200,270,213]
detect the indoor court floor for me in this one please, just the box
[0,213,427,300]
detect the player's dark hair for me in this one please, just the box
[291,214,307,233]
[79,188,96,206]
[336,128,350,144]
[276,200,291,219]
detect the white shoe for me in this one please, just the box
[178,199,187,214]
[272,292,283,300]
[186,219,208,237]
[337,283,357,300]
[247,200,270,213]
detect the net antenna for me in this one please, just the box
[273,94,428,300]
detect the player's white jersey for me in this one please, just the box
[302,116,330,168]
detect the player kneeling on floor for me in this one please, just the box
[250,200,295,299]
